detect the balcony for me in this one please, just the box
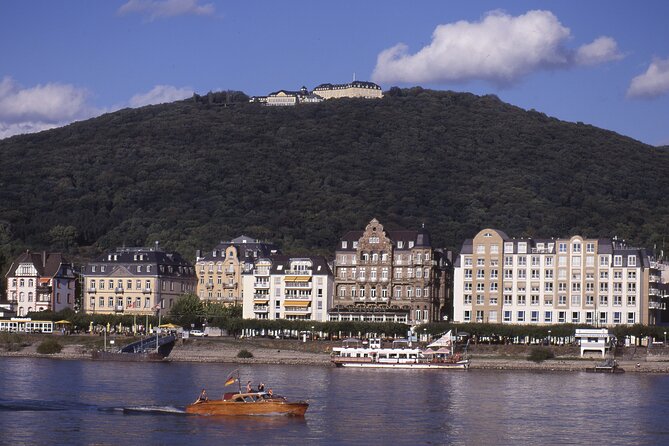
[223,282,238,289]
[114,287,124,294]
[285,281,312,289]
[253,305,269,312]
[225,267,236,274]
[142,288,152,294]
[254,269,270,276]
[649,302,667,310]
[284,270,312,276]
[206,284,214,290]
[115,305,124,313]
[36,285,52,293]
[87,288,97,293]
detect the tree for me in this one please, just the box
[169,294,205,328]
[48,225,78,251]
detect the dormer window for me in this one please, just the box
[408,241,414,249]
[397,241,404,249]
[342,241,348,249]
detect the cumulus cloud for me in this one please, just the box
[372,10,623,86]
[627,57,669,99]
[575,36,624,65]
[0,77,195,139]
[129,84,194,107]
[118,0,215,20]
[0,76,97,139]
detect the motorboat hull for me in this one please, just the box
[185,400,308,416]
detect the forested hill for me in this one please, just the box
[1,87,668,275]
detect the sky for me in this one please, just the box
[1,0,668,145]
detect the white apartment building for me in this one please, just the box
[242,255,333,322]
[454,229,656,326]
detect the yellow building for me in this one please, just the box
[82,245,196,315]
[195,235,278,306]
[313,81,383,99]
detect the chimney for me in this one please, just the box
[42,251,46,268]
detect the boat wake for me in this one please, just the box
[0,398,96,412]
[117,405,186,415]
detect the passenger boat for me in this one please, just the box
[331,336,470,370]
[185,391,309,416]
[585,358,625,374]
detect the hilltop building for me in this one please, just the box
[81,244,196,315]
[195,236,279,306]
[453,229,666,326]
[313,80,383,99]
[329,218,449,325]
[242,255,333,322]
[251,86,323,106]
[4,251,76,316]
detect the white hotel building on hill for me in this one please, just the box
[453,229,665,326]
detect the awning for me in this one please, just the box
[284,276,297,281]
[158,323,181,329]
[283,300,311,307]
[55,320,71,324]
[253,299,269,304]
[293,276,311,282]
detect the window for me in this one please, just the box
[545,257,554,267]
[476,310,484,323]
[599,312,607,324]
[572,256,581,267]
[627,312,635,324]
[464,294,472,305]
[503,295,512,305]
[463,310,471,322]
[628,255,636,267]
[599,295,608,306]
[544,311,552,323]
[545,283,553,292]
[517,295,526,305]
[477,258,485,266]
[476,244,485,254]
[545,269,553,279]
[490,245,499,254]
[572,242,581,253]
[504,269,513,279]
[600,256,609,267]
[504,242,514,253]
[518,242,527,254]
[504,256,513,266]
[627,295,636,306]
[518,256,527,266]
[476,269,485,279]
[571,312,580,323]
[517,311,525,322]
[628,271,636,280]
[503,311,511,322]
[464,269,472,279]
[558,243,567,253]
[614,256,622,266]
[476,294,484,305]
[490,269,498,279]
[489,310,498,322]
[613,312,621,324]
[531,311,539,322]
[531,295,539,305]
[586,243,595,253]
[464,257,472,266]
[558,295,566,305]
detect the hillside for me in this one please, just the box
[1,87,668,275]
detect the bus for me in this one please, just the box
[0,318,54,334]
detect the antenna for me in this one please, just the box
[353,72,356,82]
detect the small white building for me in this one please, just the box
[575,328,615,357]
[242,255,333,322]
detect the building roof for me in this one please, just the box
[85,246,194,277]
[337,222,433,252]
[250,254,332,276]
[313,80,381,91]
[198,236,279,262]
[5,251,71,279]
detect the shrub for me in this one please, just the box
[36,339,63,354]
[237,349,253,358]
[528,347,554,363]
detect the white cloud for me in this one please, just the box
[627,57,669,99]
[372,10,623,86]
[575,36,624,65]
[0,76,98,139]
[129,85,194,107]
[118,0,214,20]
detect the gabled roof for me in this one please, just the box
[5,251,71,279]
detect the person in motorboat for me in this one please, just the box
[195,389,208,403]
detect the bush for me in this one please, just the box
[36,339,63,354]
[527,346,554,363]
[237,349,253,358]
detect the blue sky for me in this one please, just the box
[1,0,668,145]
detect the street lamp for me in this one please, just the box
[664,331,666,345]
[548,330,551,345]
[311,325,315,341]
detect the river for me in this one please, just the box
[0,357,667,445]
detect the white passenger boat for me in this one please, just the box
[331,336,470,370]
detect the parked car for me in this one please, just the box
[189,329,206,337]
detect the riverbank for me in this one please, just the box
[3,335,669,373]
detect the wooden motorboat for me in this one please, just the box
[185,392,308,417]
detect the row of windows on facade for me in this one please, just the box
[341,238,419,249]
[337,267,431,280]
[478,240,602,254]
[252,301,325,310]
[89,264,193,274]
[252,288,325,298]
[10,278,72,288]
[466,254,638,267]
[89,296,171,309]
[88,279,190,292]
[327,309,428,322]
[463,269,638,281]
[463,281,638,293]
[462,309,636,324]
[462,294,638,306]
[336,286,431,298]
[338,251,430,264]
[11,291,72,303]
